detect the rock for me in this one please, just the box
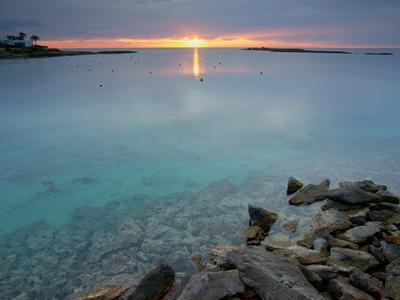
[339,180,387,193]
[128,264,175,300]
[324,187,381,205]
[289,179,330,205]
[312,237,328,254]
[297,234,316,249]
[344,207,370,225]
[287,177,304,195]
[210,245,236,261]
[300,265,323,287]
[384,235,400,245]
[283,220,298,232]
[177,270,245,300]
[381,241,400,263]
[386,258,400,300]
[326,235,359,250]
[336,222,381,244]
[349,268,384,299]
[273,245,328,265]
[73,283,130,300]
[328,278,374,300]
[372,202,400,213]
[376,190,400,204]
[322,200,364,211]
[217,246,324,300]
[243,225,264,245]
[248,204,278,234]
[305,265,337,280]
[327,248,379,272]
[368,210,394,222]
[310,209,352,235]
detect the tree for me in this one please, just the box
[6,35,16,40]
[30,35,40,45]
[18,32,27,41]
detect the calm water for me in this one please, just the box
[1,48,400,298]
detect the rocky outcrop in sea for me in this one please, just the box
[74,178,400,299]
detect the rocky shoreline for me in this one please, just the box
[0,47,137,59]
[243,47,394,56]
[75,178,400,300]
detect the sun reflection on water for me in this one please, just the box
[192,48,201,78]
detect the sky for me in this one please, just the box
[1,0,400,48]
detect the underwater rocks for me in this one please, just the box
[247,204,278,245]
[289,179,330,205]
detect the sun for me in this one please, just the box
[183,37,207,48]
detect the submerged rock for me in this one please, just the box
[327,247,379,272]
[177,270,245,300]
[218,246,324,300]
[289,179,330,205]
[324,187,381,205]
[287,177,303,195]
[128,264,175,300]
[328,278,374,300]
[248,204,278,234]
[282,220,298,232]
[349,268,384,300]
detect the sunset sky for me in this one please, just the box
[1,0,399,48]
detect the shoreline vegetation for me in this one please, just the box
[74,178,400,300]
[0,45,137,59]
[244,47,394,55]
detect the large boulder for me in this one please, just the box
[289,179,330,205]
[336,222,381,244]
[310,209,352,235]
[376,190,400,204]
[324,187,381,205]
[217,246,324,300]
[248,204,278,234]
[349,268,384,300]
[128,264,175,300]
[386,258,400,300]
[177,270,245,300]
[326,248,379,272]
[73,283,130,300]
[339,180,386,193]
[326,235,359,250]
[381,241,400,263]
[328,278,374,300]
[287,177,304,195]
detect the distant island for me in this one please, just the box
[0,32,136,59]
[244,47,352,54]
[244,47,394,55]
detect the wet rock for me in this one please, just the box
[324,187,381,205]
[73,283,130,300]
[336,222,381,244]
[344,207,370,225]
[349,268,384,299]
[198,179,237,200]
[310,209,352,235]
[283,220,298,232]
[312,237,328,254]
[218,246,324,300]
[305,265,337,280]
[297,234,316,249]
[243,225,264,245]
[376,190,400,204]
[300,265,323,287]
[326,235,359,250]
[116,217,143,245]
[339,180,387,193]
[271,245,328,265]
[368,210,394,222]
[384,235,400,245]
[128,264,175,300]
[322,200,364,211]
[248,204,278,234]
[287,177,303,195]
[327,248,379,272]
[328,277,374,300]
[386,258,400,300]
[381,241,400,263]
[289,179,330,205]
[177,270,245,300]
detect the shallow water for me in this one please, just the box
[1,48,400,299]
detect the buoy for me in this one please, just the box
[99,83,103,87]
[200,78,203,82]
[260,71,263,75]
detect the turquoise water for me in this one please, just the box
[1,48,400,298]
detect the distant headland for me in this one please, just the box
[244,47,394,55]
[0,32,136,59]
